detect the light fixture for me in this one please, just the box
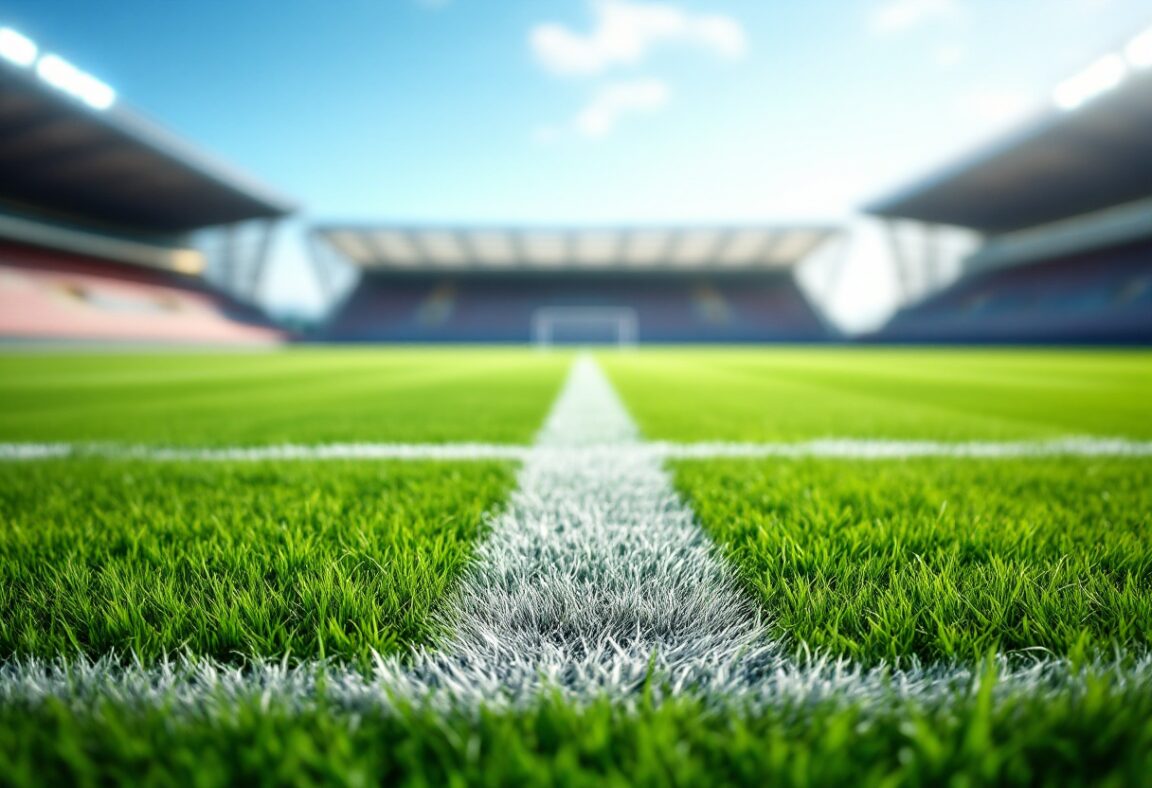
[0,26,37,67]
[35,53,116,110]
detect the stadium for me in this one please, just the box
[0,32,292,345]
[865,55,1152,345]
[1,5,1152,786]
[312,225,836,343]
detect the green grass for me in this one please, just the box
[3,346,1152,785]
[2,675,1151,787]
[0,348,569,444]
[601,348,1152,441]
[0,459,514,665]
[675,456,1152,665]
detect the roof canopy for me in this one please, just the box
[314,225,837,272]
[0,59,293,234]
[867,69,1152,233]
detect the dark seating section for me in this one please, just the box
[0,241,284,343]
[321,272,830,343]
[873,239,1152,344]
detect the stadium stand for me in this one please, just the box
[867,61,1152,344]
[0,31,292,343]
[312,227,836,343]
[0,241,283,343]
[876,238,1152,344]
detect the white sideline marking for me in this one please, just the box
[655,437,1152,460]
[4,438,1152,462]
[2,356,1151,714]
[5,653,1150,714]
[0,443,72,460]
[0,442,529,461]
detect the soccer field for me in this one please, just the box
[1,347,1151,786]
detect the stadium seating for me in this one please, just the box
[320,273,831,343]
[0,242,284,343]
[873,239,1152,344]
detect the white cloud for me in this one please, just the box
[575,78,671,138]
[869,0,960,35]
[531,0,747,77]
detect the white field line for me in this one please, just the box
[378,354,779,703]
[5,653,1151,715]
[4,438,1152,462]
[0,442,530,461]
[2,356,1151,715]
[656,437,1152,459]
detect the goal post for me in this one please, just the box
[531,307,638,348]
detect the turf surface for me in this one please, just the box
[675,456,1152,664]
[601,348,1152,441]
[2,347,1151,786]
[0,459,514,665]
[0,349,569,445]
[2,675,1150,787]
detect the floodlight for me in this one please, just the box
[0,27,37,67]
[1052,54,1127,111]
[36,53,116,110]
[1126,28,1152,69]
[171,250,206,275]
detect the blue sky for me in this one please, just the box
[2,0,1150,328]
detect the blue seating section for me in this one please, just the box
[873,240,1152,344]
[320,272,831,343]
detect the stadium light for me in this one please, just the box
[1127,27,1152,69]
[0,26,37,67]
[36,53,116,110]
[1052,53,1128,111]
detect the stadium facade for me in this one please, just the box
[311,226,838,343]
[0,27,293,344]
[866,44,1152,344]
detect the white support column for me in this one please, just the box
[883,219,915,304]
[246,220,278,301]
[305,231,335,302]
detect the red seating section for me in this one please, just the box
[0,242,283,344]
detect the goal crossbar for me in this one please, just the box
[531,307,638,348]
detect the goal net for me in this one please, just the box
[531,307,638,348]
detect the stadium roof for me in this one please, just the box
[866,66,1152,234]
[0,43,293,235]
[313,225,837,272]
